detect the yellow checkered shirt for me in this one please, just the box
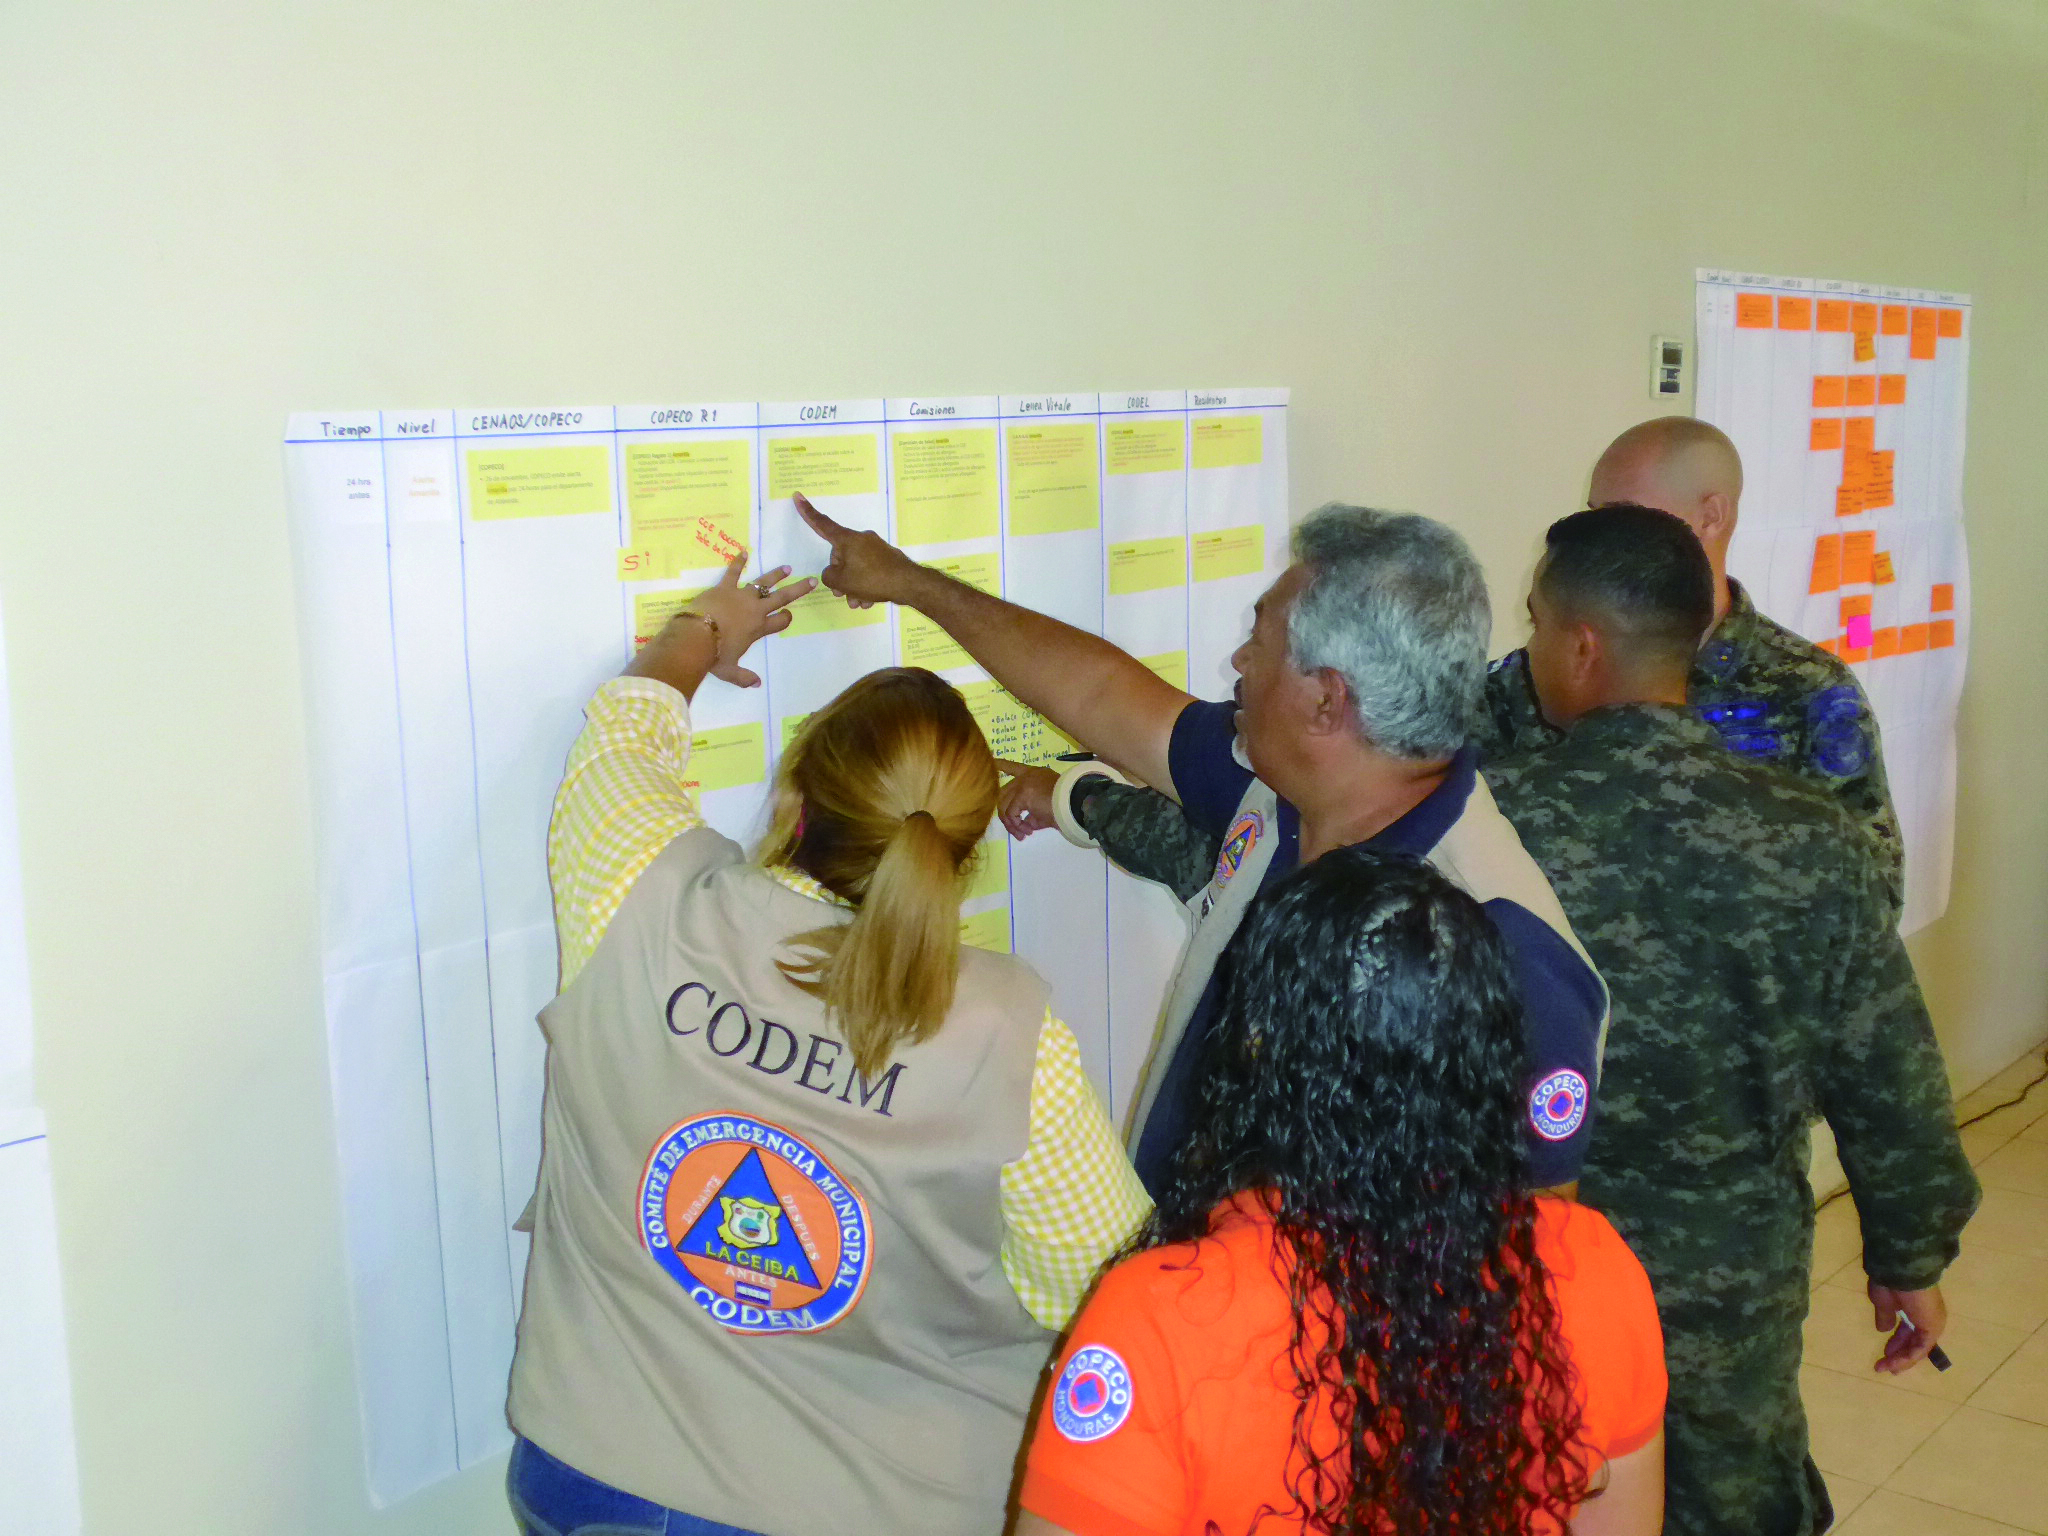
[547,676,1150,1329]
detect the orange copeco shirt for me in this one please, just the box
[1020,1194,1666,1536]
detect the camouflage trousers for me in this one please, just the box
[1663,1298,1834,1536]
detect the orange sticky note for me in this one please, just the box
[1851,301,1878,333]
[1898,623,1929,653]
[1937,308,1963,339]
[1846,375,1877,407]
[1872,627,1900,658]
[1840,593,1872,621]
[1864,450,1895,510]
[1777,295,1812,330]
[1834,486,1862,518]
[1841,450,1869,494]
[1845,416,1876,452]
[1878,374,1906,405]
[1810,418,1844,451]
[1842,530,1876,585]
[1931,619,1956,649]
[1854,331,1876,363]
[1873,550,1895,585]
[1844,643,1872,664]
[1816,299,1850,332]
[1932,582,1954,612]
[1809,534,1843,593]
[1881,304,1909,336]
[1816,637,1840,657]
[1910,308,1939,360]
[1737,293,1774,328]
[1812,375,1847,407]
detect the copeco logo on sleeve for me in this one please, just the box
[639,1112,872,1335]
[1052,1344,1135,1442]
[1528,1068,1590,1143]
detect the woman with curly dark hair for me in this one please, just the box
[1016,847,1665,1536]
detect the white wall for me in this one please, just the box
[2,4,2043,1532]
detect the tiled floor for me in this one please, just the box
[1803,1044,2048,1535]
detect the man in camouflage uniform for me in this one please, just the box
[1482,504,1975,1536]
[1000,417,1904,918]
[1486,415,1901,915]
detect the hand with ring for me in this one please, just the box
[674,554,816,689]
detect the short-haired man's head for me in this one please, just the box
[1287,505,1489,761]
[1588,417,1743,548]
[1537,504,1714,669]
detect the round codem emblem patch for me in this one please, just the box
[1213,809,1266,890]
[1528,1069,1590,1143]
[1052,1344,1134,1443]
[639,1112,871,1336]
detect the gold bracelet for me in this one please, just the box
[673,610,722,650]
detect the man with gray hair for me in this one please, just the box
[797,497,1606,1194]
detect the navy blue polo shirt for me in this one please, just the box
[1130,701,1607,1194]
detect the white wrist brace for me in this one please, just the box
[1051,759,1131,849]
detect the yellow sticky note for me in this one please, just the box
[1191,525,1264,583]
[467,446,613,520]
[960,679,1078,767]
[1108,536,1187,595]
[782,585,888,638]
[1006,423,1101,536]
[965,841,1009,902]
[960,907,1011,953]
[959,678,1013,747]
[780,714,812,751]
[1105,419,1186,476]
[1012,710,1078,765]
[893,428,1000,545]
[1190,416,1262,470]
[632,590,704,649]
[625,439,749,550]
[683,724,767,794]
[1141,651,1189,691]
[900,552,1001,671]
[766,433,881,500]
[618,545,722,582]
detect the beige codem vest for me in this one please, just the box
[509,828,1053,1536]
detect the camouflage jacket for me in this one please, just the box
[1482,578,1903,918]
[1485,704,1975,1304]
[1070,774,1220,901]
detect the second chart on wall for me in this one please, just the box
[1695,271,1970,935]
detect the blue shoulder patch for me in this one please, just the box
[1698,697,1785,761]
[1806,685,1872,777]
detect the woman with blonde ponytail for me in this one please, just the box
[505,557,1150,1536]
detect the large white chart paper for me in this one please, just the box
[1694,271,1969,935]
[286,389,1288,1504]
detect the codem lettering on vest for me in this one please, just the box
[664,980,908,1117]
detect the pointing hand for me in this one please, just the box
[793,493,919,609]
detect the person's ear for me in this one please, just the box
[1696,490,1736,546]
[1569,619,1605,687]
[1306,667,1354,738]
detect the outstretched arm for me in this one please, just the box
[797,495,1193,794]
[551,557,812,983]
